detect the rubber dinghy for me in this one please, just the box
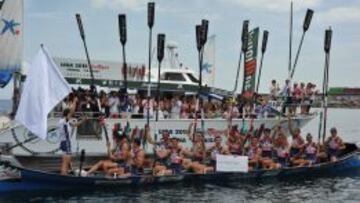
[0,143,359,193]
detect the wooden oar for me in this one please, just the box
[155,34,165,150]
[146,2,155,127]
[78,149,85,177]
[290,9,314,79]
[321,28,332,144]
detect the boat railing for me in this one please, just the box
[48,110,315,120]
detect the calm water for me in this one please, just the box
[1,107,359,203]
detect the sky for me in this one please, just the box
[1,0,360,99]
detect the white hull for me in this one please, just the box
[0,115,316,157]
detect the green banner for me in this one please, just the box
[242,27,259,99]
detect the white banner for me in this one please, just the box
[216,154,248,172]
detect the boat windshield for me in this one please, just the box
[187,73,199,83]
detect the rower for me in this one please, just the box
[259,128,278,169]
[59,108,86,175]
[130,139,145,175]
[325,127,345,162]
[87,130,130,176]
[274,131,290,168]
[288,115,305,164]
[227,125,245,155]
[245,137,262,170]
[303,133,318,165]
[146,129,172,166]
[168,137,184,174]
[207,136,229,168]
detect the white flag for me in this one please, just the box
[15,45,71,139]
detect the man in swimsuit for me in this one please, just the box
[325,127,345,162]
[245,137,262,170]
[130,139,145,175]
[207,136,229,169]
[147,130,172,166]
[87,134,131,177]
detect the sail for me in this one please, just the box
[202,35,216,87]
[0,0,23,88]
[242,28,259,99]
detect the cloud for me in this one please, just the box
[318,7,360,23]
[221,0,323,12]
[90,0,149,11]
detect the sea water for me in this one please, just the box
[0,106,359,203]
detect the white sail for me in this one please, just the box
[202,35,216,87]
[0,0,23,87]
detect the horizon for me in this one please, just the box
[1,0,360,99]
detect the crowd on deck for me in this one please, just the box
[78,115,345,177]
[56,79,317,120]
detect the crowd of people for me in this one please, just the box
[269,79,317,114]
[56,82,317,121]
[79,115,345,177]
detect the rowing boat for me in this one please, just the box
[0,143,359,192]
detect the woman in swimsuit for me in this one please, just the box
[245,137,262,170]
[130,139,145,175]
[303,133,318,165]
[325,127,345,162]
[288,115,305,166]
[274,132,290,168]
[259,128,278,170]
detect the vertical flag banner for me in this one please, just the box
[0,0,23,87]
[242,28,259,99]
[202,35,216,87]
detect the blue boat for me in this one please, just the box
[0,143,359,192]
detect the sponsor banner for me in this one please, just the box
[53,57,146,82]
[216,154,249,172]
[243,28,260,99]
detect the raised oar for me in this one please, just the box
[155,34,165,147]
[118,14,128,94]
[322,28,332,144]
[233,20,249,94]
[75,14,111,155]
[290,9,314,79]
[230,20,248,134]
[200,19,209,133]
[147,2,155,126]
[255,30,269,93]
[78,149,85,177]
[288,1,293,78]
[75,14,95,88]
[193,24,202,139]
